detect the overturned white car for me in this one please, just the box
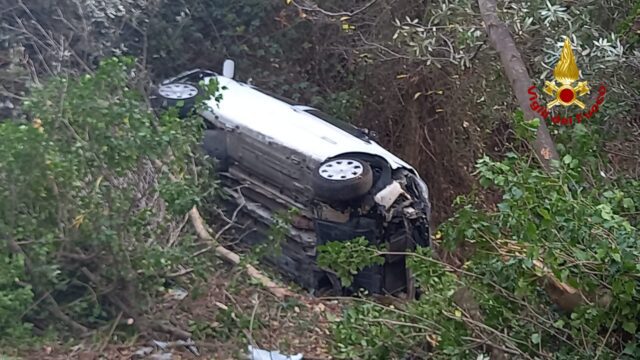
[152,64,431,296]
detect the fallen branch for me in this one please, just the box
[532,259,586,312]
[151,321,192,340]
[188,207,295,300]
[44,295,90,336]
[495,240,587,311]
[152,158,295,299]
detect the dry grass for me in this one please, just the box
[16,263,343,360]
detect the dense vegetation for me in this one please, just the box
[1,0,639,358]
[321,122,640,358]
[0,57,220,343]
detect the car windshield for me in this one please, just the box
[304,109,370,142]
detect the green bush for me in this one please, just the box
[0,57,218,345]
[323,246,471,359]
[317,237,385,287]
[320,117,640,358]
[0,254,34,341]
[441,148,640,358]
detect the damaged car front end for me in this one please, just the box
[311,154,431,295]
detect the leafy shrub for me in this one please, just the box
[320,117,640,358]
[317,237,385,287]
[0,254,34,342]
[441,148,640,358]
[0,57,217,345]
[323,246,472,359]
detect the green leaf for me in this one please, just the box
[623,321,637,334]
[479,177,492,187]
[511,187,523,199]
[531,333,541,344]
[570,159,579,169]
[537,208,551,220]
[574,249,588,261]
[526,222,537,239]
[623,342,638,355]
[612,253,622,262]
[562,154,572,164]
[598,204,614,220]
[623,198,635,209]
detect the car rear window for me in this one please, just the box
[304,109,370,142]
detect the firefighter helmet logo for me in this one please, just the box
[528,36,606,126]
[544,38,590,109]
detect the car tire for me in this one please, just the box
[152,82,201,118]
[202,129,228,170]
[312,156,373,202]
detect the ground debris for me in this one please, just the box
[247,345,303,360]
[18,252,340,360]
[132,347,154,359]
[148,353,173,360]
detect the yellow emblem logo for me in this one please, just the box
[544,38,590,109]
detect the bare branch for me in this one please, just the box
[292,0,377,17]
[477,0,560,171]
[188,207,295,300]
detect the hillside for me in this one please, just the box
[1,1,640,359]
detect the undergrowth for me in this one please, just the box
[0,58,219,348]
[319,115,640,359]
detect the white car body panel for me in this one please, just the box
[203,76,417,173]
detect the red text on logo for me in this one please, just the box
[527,84,607,126]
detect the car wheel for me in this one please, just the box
[312,156,373,202]
[154,82,201,118]
[202,130,228,170]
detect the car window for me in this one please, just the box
[304,109,370,142]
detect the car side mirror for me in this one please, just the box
[223,59,235,79]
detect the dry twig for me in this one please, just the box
[188,207,295,300]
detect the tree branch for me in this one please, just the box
[477,0,559,171]
[188,207,295,300]
[5,235,90,336]
[292,0,377,17]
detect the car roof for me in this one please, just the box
[203,76,416,172]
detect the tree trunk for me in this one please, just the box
[478,0,560,171]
